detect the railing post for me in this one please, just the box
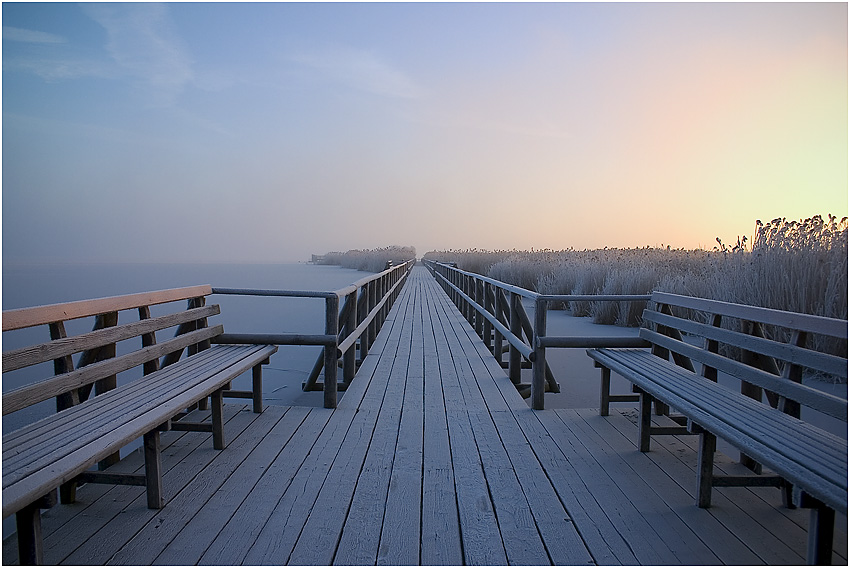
[483,282,493,352]
[493,289,505,363]
[509,292,522,385]
[451,269,458,305]
[532,297,547,410]
[368,280,377,347]
[324,294,339,409]
[343,289,357,386]
[465,275,474,326]
[474,279,484,338]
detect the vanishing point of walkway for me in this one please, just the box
[4,266,846,564]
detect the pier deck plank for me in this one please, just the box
[5,266,846,565]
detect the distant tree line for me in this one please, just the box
[315,246,416,273]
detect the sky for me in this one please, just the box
[2,2,847,264]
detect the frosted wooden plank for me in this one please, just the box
[57,405,259,565]
[119,407,304,565]
[197,408,334,565]
[576,407,799,565]
[559,408,722,564]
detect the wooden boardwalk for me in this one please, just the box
[4,266,846,565]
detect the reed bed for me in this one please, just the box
[423,215,848,332]
[318,246,416,273]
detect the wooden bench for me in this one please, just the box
[587,291,847,565]
[2,285,277,564]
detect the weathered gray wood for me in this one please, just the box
[696,429,717,507]
[324,294,339,409]
[143,430,163,509]
[651,291,849,339]
[643,310,847,379]
[10,266,843,567]
[419,281,463,566]
[293,283,417,566]
[2,285,214,332]
[107,406,298,565]
[606,409,816,564]
[69,406,264,566]
[138,305,160,376]
[245,289,416,566]
[377,282,424,566]
[48,321,78,412]
[575,407,766,564]
[74,471,146,486]
[640,328,848,419]
[589,348,846,514]
[527,406,672,564]
[150,406,310,565]
[3,344,277,518]
[3,345,246,459]
[210,388,225,450]
[251,363,264,412]
[3,345,266,468]
[195,408,333,565]
[608,349,846,472]
[3,324,225,415]
[531,297,547,409]
[213,332,336,346]
[15,502,45,565]
[30,405,247,565]
[561,408,723,564]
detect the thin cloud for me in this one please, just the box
[3,26,66,44]
[289,45,426,99]
[6,56,107,81]
[81,3,193,106]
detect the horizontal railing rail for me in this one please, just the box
[212,258,415,408]
[423,259,650,409]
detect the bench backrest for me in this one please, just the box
[641,291,848,421]
[3,285,222,416]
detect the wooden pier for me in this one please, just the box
[3,266,846,565]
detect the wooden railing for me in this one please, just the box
[213,259,415,408]
[423,259,650,410]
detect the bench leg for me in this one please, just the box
[807,504,835,565]
[211,388,225,450]
[15,491,56,565]
[599,366,611,417]
[252,363,264,413]
[144,430,164,509]
[16,504,44,565]
[637,389,653,452]
[696,430,716,508]
[59,480,77,505]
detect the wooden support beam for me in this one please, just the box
[211,388,225,450]
[143,430,164,509]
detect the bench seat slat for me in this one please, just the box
[2,324,225,415]
[3,305,221,372]
[3,345,259,469]
[2,285,214,332]
[3,345,256,477]
[640,329,848,420]
[602,349,847,479]
[2,344,242,452]
[589,348,847,512]
[2,343,277,518]
[642,310,848,379]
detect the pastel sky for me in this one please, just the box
[3,2,847,263]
